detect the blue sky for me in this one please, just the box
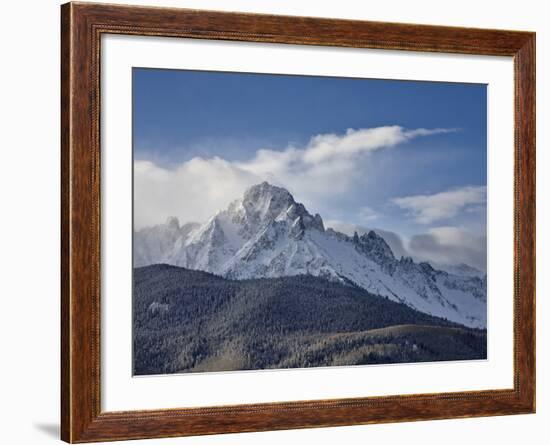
[133,68,487,269]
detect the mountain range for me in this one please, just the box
[134,182,486,328]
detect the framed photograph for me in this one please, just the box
[61,2,535,442]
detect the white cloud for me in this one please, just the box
[300,126,454,164]
[392,186,486,224]
[134,126,451,229]
[408,226,487,271]
[357,206,380,222]
[134,158,259,229]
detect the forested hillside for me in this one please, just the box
[134,264,486,375]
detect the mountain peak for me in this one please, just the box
[355,230,395,262]
[237,181,296,225]
[165,216,180,230]
[233,182,325,232]
[243,181,295,205]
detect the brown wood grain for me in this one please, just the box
[60,2,536,443]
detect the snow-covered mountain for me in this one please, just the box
[134,182,487,328]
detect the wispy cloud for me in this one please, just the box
[237,126,454,175]
[134,158,258,229]
[357,206,381,222]
[392,186,486,224]
[134,126,451,229]
[299,126,455,164]
[408,226,487,271]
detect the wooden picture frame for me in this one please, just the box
[61,2,535,442]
